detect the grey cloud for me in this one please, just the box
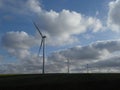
[1,31,45,73]
[68,56,120,73]
[59,46,102,60]
[107,0,120,31]
[46,40,120,73]
[48,40,111,62]
[92,40,120,52]
[0,0,3,8]
[1,31,37,50]
[89,56,120,68]
[82,55,120,73]
[0,0,27,13]
[0,0,42,14]
[45,63,67,73]
[1,31,41,60]
[0,55,4,61]
[0,63,42,74]
[1,37,120,73]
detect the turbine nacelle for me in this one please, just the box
[43,36,46,38]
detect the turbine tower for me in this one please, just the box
[87,64,89,73]
[33,22,46,74]
[67,59,70,73]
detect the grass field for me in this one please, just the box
[0,73,120,89]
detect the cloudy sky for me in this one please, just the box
[1,0,120,73]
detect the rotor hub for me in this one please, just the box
[43,36,46,38]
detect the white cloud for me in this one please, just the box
[29,0,103,46]
[2,0,120,73]
[0,0,103,46]
[1,31,44,73]
[1,31,42,63]
[35,9,103,46]
[1,31,38,49]
[107,0,120,31]
[46,40,120,73]
[0,0,42,15]
[2,33,120,73]
[26,0,42,14]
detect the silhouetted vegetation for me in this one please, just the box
[0,73,120,89]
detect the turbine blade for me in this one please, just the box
[33,22,43,37]
[38,39,43,56]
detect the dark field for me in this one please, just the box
[0,73,120,90]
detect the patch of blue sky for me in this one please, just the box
[42,0,107,15]
[78,30,120,46]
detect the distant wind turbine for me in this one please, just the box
[87,64,89,73]
[67,59,70,73]
[33,22,46,74]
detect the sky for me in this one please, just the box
[1,0,120,73]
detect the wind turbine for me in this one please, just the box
[87,64,89,73]
[33,22,46,74]
[67,59,70,73]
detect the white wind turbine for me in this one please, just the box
[33,22,46,74]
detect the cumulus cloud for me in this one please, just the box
[1,31,43,73]
[26,0,42,14]
[107,0,120,31]
[86,55,120,73]
[46,40,120,73]
[2,31,37,50]
[0,64,42,74]
[34,9,103,46]
[1,31,39,59]
[0,0,42,14]
[2,0,120,73]
[91,56,120,68]
[0,0,25,13]
[1,32,120,73]
[0,0,103,46]
[48,41,111,62]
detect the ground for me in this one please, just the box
[0,73,120,89]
